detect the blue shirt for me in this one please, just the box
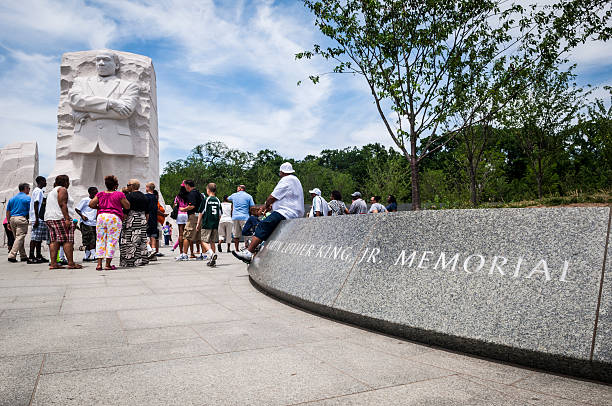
[228,191,254,221]
[7,192,31,217]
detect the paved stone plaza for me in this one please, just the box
[1,246,610,405]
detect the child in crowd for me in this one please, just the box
[196,183,221,267]
[163,221,172,246]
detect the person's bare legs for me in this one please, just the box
[153,237,159,254]
[49,241,60,267]
[62,242,75,266]
[105,258,112,269]
[182,238,191,256]
[233,237,240,252]
[247,237,262,254]
[202,241,216,254]
[97,258,103,269]
[29,240,40,260]
[178,224,185,254]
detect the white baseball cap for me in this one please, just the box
[309,188,321,196]
[279,162,295,174]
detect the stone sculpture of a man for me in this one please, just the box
[68,51,139,186]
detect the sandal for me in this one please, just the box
[104,265,117,270]
[49,265,65,270]
[96,266,103,271]
[67,264,83,269]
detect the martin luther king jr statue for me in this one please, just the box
[70,51,138,160]
[50,50,159,203]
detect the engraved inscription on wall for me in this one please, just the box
[264,240,572,283]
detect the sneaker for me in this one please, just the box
[232,249,252,264]
[206,254,218,267]
[37,257,49,263]
[217,243,222,252]
[155,252,165,257]
[26,258,39,264]
[20,257,28,262]
[7,257,17,263]
[175,254,189,261]
[195,254,207,261]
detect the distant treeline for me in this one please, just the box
[160,103,611,209]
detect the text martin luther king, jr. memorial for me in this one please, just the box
[248,207,612,382]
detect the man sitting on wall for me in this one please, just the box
[233,162,304,264]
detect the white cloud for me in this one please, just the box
[0,0,117,49]
[0,0,609,178]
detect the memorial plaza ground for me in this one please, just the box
[0,246,610,405]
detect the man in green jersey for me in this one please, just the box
[196,182,222,267]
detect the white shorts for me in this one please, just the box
[176,212,188,225]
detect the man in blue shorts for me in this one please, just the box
[228,184,254,252]
[233,162,304,264]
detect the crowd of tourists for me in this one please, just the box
[4,174,166,270]
[3,163,399,268]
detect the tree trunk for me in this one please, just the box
[468,164,478,207]
[410,156,420,210]
[537,155,543,199]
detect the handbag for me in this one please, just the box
[170,204,178,220]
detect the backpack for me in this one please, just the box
[157,202,165,225]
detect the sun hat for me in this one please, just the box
[279,162,295,174]
[309,188,321,196]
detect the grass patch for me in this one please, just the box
[424,190,611,209]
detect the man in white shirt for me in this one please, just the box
[233,162,304,264]
[75,187,98,261]
[308,188,329,217]
[28,176,49,264]
[368,195,388,213]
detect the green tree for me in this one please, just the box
[297,0,611,209]
[298,0,524,209]
[504,64,588,198]
[565,89,612,192]
[160,142,253,203]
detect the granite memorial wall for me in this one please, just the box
[0,142,39,246]
[248,207,612,382]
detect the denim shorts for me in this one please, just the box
[254,211,285,241]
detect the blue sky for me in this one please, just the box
[0,0,610,177]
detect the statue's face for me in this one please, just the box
[96,54,117,77]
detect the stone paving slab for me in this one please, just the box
[60,292,213,314]
[0,354,43,406]
[302,374,587,406]
[0,312,126,357]
[0,246,610,405]
[33,347,370,406]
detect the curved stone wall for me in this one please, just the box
[248,207,612,382]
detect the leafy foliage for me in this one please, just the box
[296,0,612,209]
